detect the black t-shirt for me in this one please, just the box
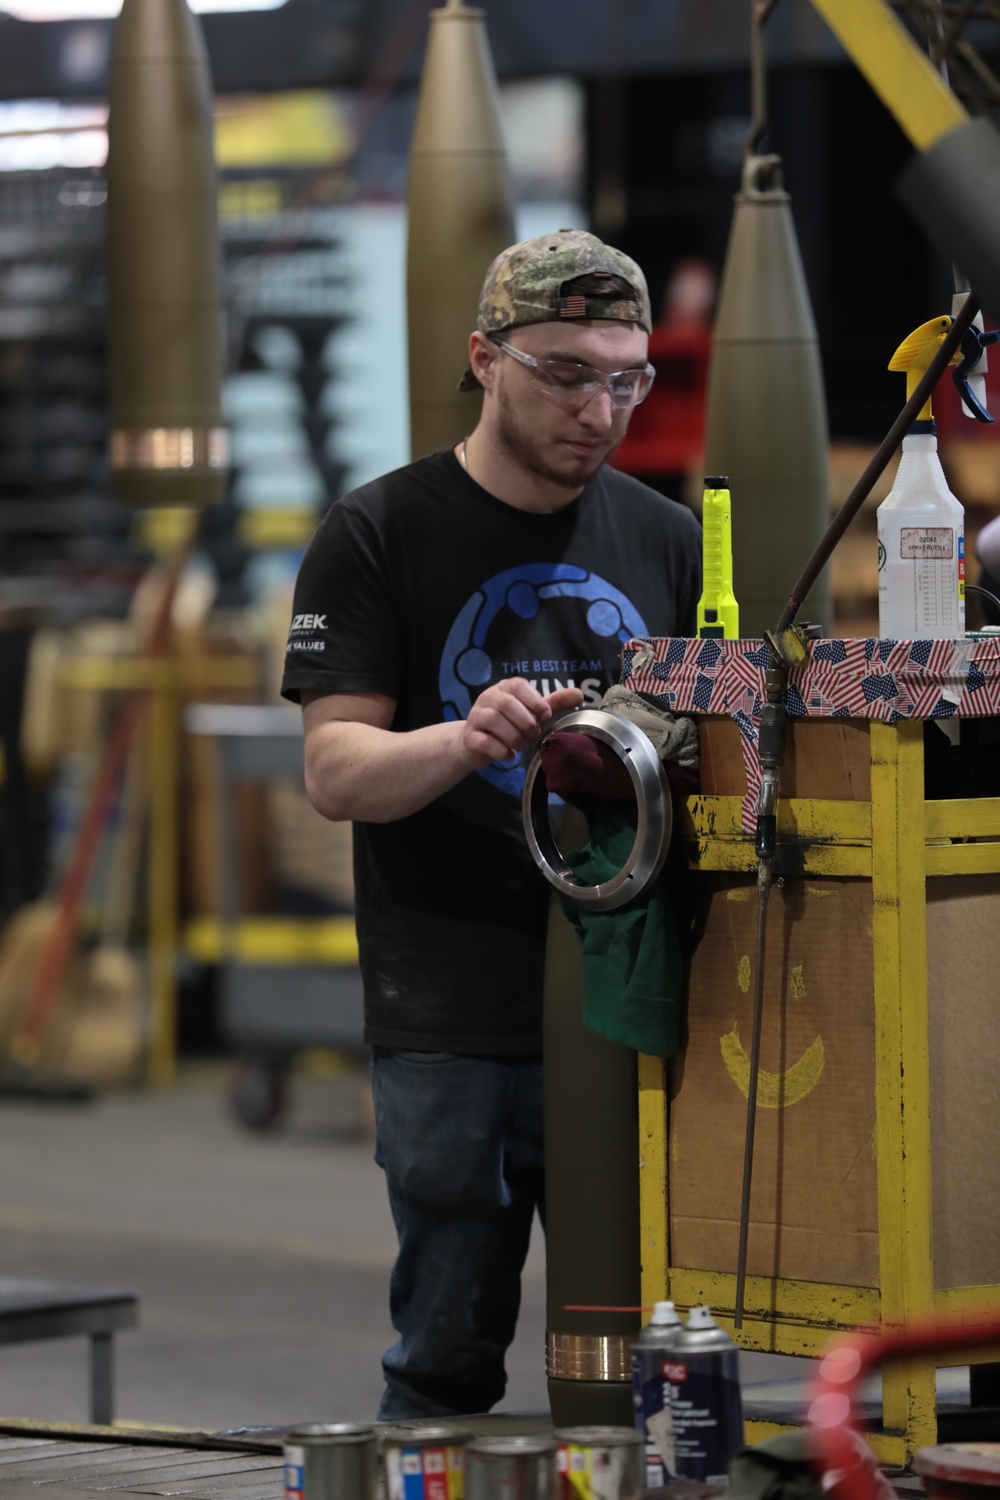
[281,447,702,1053]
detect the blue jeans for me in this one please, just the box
[371,1050,545,1420]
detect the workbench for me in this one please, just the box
[623,635,1000,1467]
[0,1280,137,1427]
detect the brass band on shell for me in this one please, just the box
[545,1331,632,1382]
[110,427,229,471]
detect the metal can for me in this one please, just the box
[669,1306,744,1485]
[554,1425,643,1500]
[382,1424,469,1500]
[915,1442,1000,1500]
[630,1301,684,1487]
[465,1435,557,1500]
[284,1423,378,1500]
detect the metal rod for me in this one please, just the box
[734,867,772,1329]
[745,1,769,160]
[775,289,980,637]
[744,0,781,160]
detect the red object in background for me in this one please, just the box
[614,324,712,477]
[807,1314,1000,1500]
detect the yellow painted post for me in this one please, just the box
[638,1052,668,1314]
[807,0,967,151]
[870,720,936,1456]
[147,668,180,1085]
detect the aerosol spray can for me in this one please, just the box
[630,1300,683,1487]
[670,1306,744,1485]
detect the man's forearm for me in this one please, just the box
[305,718,475,823]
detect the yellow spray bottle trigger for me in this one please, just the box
[888,314,961,422]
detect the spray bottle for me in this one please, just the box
[877,316,965,639]
[631,1300,683,1487]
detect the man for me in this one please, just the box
[281,228,702,1420]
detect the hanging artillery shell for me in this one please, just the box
[106,0,228,507]
[704,155,830,637]
[407,0,515,460]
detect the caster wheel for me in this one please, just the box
[229,1060,288,1131]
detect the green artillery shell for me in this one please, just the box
[106,0,228,507]
[407,0,515,460]
[704,156,830,637]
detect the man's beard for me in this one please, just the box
[496,381,612,489]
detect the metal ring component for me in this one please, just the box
[110,427,229,470]
[546,1330,632,1382]
[522,708,671,913]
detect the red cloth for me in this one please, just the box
[539,729,699,808]
[539,731,636,803]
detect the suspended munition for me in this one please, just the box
[406,0,515,460]
[704,156,830,637]
[106,0,228,507]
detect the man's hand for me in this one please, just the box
[302,681,583,824]
[459,679,584,769]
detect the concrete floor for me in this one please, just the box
[0,1060,545,1430]
[0,1059,820,1435]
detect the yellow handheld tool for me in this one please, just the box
[697,475,740,639]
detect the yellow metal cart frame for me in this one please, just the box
[638,717,1000,1467]
[630,2,1000,1466]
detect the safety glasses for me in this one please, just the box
[492,339,656,411]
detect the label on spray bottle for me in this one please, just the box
[877,428,965,639]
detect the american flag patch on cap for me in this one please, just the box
[559,294,587,318]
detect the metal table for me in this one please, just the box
[0,1279,138,1425]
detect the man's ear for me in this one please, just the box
[468,332,499,391]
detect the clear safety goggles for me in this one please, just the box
[492,338,656,411]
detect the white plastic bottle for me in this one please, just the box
[878,419,965,639]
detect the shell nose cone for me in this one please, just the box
[406,0,515,459]
[106,0,227,507]
[704,153,830,638]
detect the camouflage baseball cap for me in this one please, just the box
[458,228,651,391]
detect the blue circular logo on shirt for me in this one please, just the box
[439,563,648,795]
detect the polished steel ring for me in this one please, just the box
[521,707,671,913]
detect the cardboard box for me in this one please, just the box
[926,875,1000,1289]
[669,718,1000,1292]
[671,873,878,1286]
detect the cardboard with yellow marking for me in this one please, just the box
[671,874,878,1287]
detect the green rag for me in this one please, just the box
[560,803,683,1058]
[726,1431,822,1500]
